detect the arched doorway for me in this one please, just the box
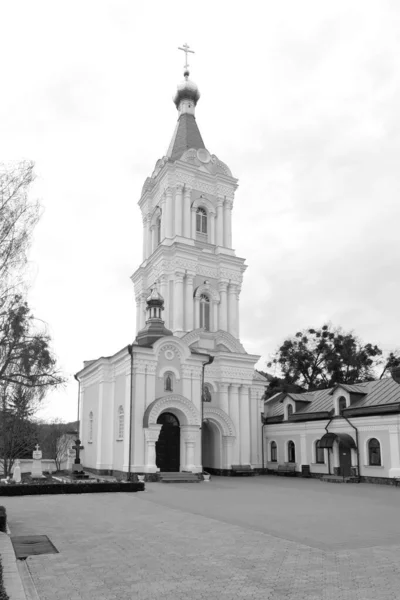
[156,412,180,472]
[202,420,222,470]
[338,440,352,477]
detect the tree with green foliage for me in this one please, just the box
[267,324,400,394]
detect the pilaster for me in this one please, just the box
[239,385,250,464]
[183,186,191,237]
[175,184,183,236]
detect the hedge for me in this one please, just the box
[0,482,144,496]
[0,507,6,533]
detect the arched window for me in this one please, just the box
[203,384,212,402]
[88,411,93,442]
[200,294,210,330]
[288,440,296,463]
[315,440,325,464]
[196,207,207,234]
[270,441,277,462]
[164,373,173,392]
[287,404,293,419]
[118,406,124,439]
[338,396,347,415]
[368,438,381,466]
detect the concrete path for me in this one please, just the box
[2,476,400,599]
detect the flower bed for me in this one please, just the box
[0,481,144,496]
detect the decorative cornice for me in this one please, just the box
[203,406,236,437]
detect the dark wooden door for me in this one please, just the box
[156,413,180,472]
[339,441,352,477]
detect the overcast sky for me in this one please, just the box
[1,1,399,422]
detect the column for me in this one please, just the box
[236,285,241,339]
[194,296,200,328]
[229,384,240,464]
[151,225,156,253]
[174,271,184,331]
[148,225,154,257]
[191,206,197,240]
[185,274,194,331]
[389,426,400,478]
[228,284,238,337]
[223,199,232,248]
[183,186,191,237]
[165,187,173,238]
[160,196,166,241]
[249,388,259,465]
[144,425,162,472]
[239,386,251,464]
[135,296,141,334]
[142,214,148,260]
[216,197,224,246]
[175,184,183,236]
[218,382,229,414]
[222,436,235,469]
[139,294,146,329]
[218,282,228,331]
[212,301,219,332]
[210,213,216,245]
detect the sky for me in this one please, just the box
[1,0,399,421]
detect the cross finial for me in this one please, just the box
[35,444,40,451]
[178,43,195,73]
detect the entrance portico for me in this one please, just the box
[143,395,201,473]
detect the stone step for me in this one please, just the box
[158,472,201,483]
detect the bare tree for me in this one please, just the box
[0,161,39,305]
[37,419,72,471]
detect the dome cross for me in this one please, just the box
[178,43,195,72]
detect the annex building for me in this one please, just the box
[76,57,267,478]
[264,376,400,483]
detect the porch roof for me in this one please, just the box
[319,432,357,449]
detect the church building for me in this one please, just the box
[76,50,267,478]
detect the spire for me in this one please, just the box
[135,287,173,347]
[166,43,206,161]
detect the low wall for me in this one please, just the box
[0,459,68,475]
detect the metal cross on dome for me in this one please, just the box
[178,43,195,71]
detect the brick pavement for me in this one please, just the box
[2,476,400,599]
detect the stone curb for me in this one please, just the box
[0,531,27,600]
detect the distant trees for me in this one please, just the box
[37,419,75,471]
[266,324,400,397]
[0,161,64,476]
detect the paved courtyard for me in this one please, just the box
[3,475,400,599]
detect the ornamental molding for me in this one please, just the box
[217,184,235,199]
[194,283,220,303]
[221,367,254,381]
[181,432,197,442]
[203,406,236,437]
[191,196,216,215]
[220,269,243,283]
[180,329,246,355]
[134,359,158,375]
[197,265,218,279]
[143,394,201,427]
[144,425,162,443]
[157,342,182,359]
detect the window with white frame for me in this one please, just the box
[118,406,124,439]
[88,411,93,442]
[196,207,207,234]
[199,294,210,330]
[368,438,381,466]
[270,441,277,462]
[287,440,296,463]
[315,440,325,464]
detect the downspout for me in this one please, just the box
[342,414,360,480]
[127,344,134,482]
[200,354,214,472]
[324,417,333,475]
[74,373,81,435]
[261,419,266,472]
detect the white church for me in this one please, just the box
[76,50,267,479]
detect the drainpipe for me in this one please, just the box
[261,417,266,472]
[127,345,134,482]
[74,373,81,435]
[200,354,214,472]
[324,417,333,475]
[342,414,360,480]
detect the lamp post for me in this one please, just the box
[200,354,214,472]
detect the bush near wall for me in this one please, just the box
[0,507,6,533]
[0,482,144,496]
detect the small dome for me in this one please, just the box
[146,288,164,306]
[173,71,200,109]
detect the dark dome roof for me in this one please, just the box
[173,71,200,109]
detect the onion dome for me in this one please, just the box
[173,70,200,109]
[135,288,173,347]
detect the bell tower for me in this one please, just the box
[131,46,247,348]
